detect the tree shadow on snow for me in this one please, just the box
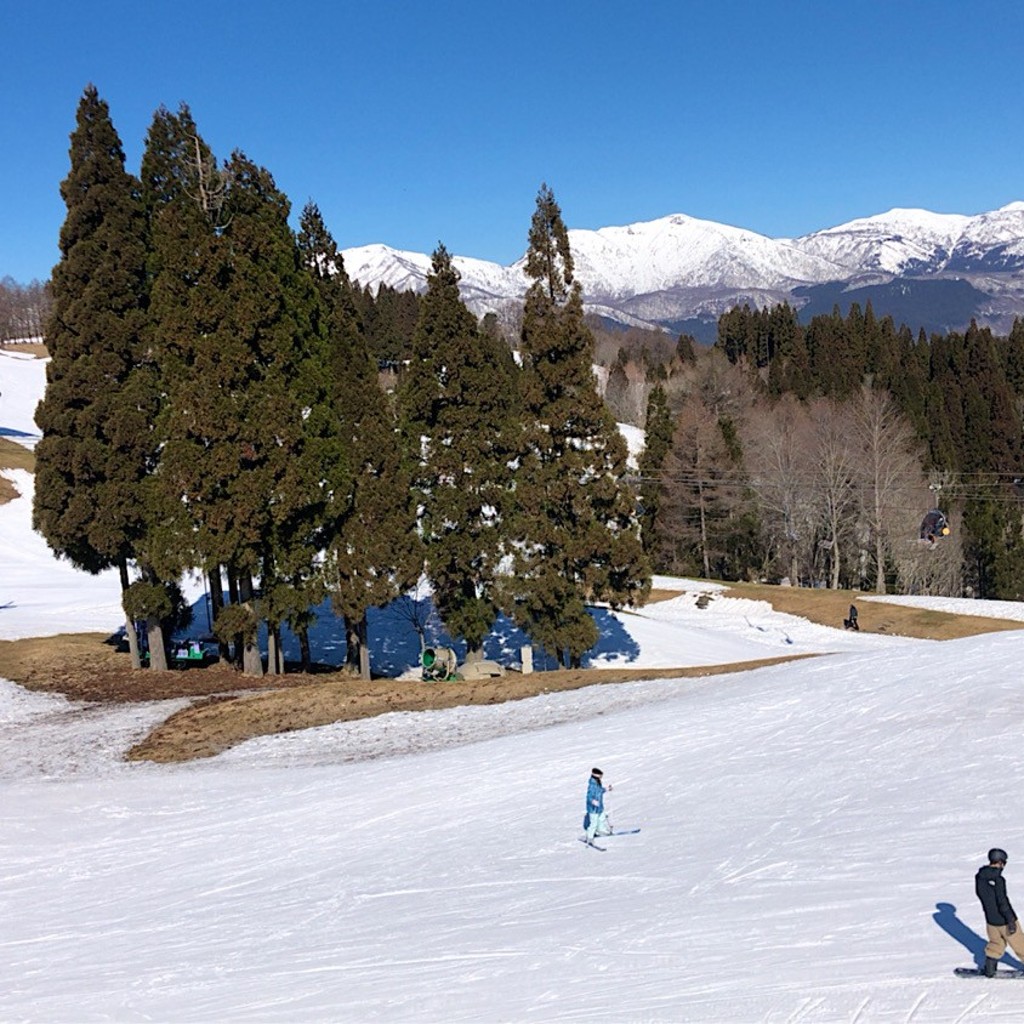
[582,607,642,667]
[181,593,641,677]
[933,902,1024,970]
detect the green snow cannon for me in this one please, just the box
[421,646,459,681]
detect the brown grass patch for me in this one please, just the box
[0,474,18,504]
[0,436,35,505]
[0,340,48,358]
[711,581,1023,640]
[125,654,815,764]
[0,633,320,703]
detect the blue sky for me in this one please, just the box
[3,0,1023,283]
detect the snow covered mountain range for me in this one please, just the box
[341,202,1024,340]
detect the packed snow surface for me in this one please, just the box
[6,351,1024,1020]
[0,345,44,446]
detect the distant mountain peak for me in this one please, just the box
[341,202,1024,341]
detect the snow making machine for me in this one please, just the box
[421,646,460,681]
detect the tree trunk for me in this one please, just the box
[227,566,243,669]
[266,624,281,676]
[344,614,372,679]
[238,571,264,678]
[356,614,371,680]
[697,479,711,578]
[146,616,168,671]
[829,515,842,590]
[118,557,142,670]
[208,565,230,661]
[874,532,887,594]
[298,627,312,674]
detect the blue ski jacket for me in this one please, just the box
[586,776,606,816]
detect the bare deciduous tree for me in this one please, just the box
[743,396,819,584]
[806,398,859,588]
[850,385,928,593]
[0,277,50,342]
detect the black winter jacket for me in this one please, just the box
[976,864,1018,926]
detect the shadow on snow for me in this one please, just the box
[184,593,641,677]
[933,901,1024,971]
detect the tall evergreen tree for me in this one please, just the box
[805,305,866,399]
[399,244,519,657]
[507,185,650,667]
[960,320,1021,473]
[142,106,251,666]
[298,202,421,678]
[33,85,159,668]
[924,333,964,470]
[765,304,810,398]
[637,383,672,559]
[1002,318,1024,396]
[222,154,340,675]
[144,109,335,676]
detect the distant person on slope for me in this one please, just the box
[583,767,612,846]
[975,847,1024,976]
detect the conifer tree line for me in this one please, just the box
[33,86,650,676]
[630,302,1024,600]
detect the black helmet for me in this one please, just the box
[989,848,1009,864]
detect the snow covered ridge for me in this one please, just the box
[342,202,1024,336]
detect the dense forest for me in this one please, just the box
[23,87,1024,681]
[603,303,1024,602]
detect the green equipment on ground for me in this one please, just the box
[172,638,211,668]
[421,646,460,681]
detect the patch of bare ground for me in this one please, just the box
[125,654,815,764]
[4,582,1022,765]
[0,474,18,504]
[0,340,48,358]
[0,634,319,703]
[0,437,35,505]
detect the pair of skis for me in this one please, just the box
[578,827,640,852]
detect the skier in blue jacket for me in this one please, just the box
[584,767,612,845]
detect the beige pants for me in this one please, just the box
[985,922,1024,961]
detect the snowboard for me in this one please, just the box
[955,966,1024,978]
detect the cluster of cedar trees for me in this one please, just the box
[33,86,649,676]
[625,301,1024,601]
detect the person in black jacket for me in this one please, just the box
[975,847,1024,976]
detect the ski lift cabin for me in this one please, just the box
[919,508,949,544]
